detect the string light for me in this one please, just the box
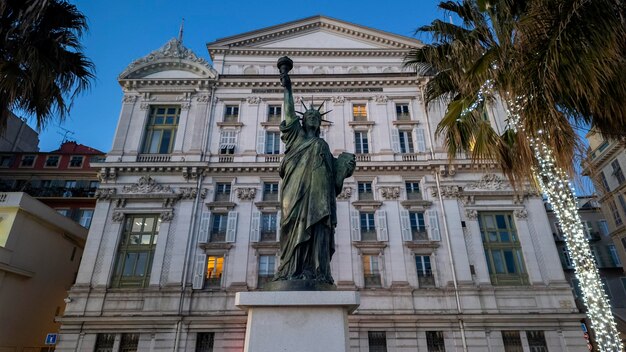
[460,88,622,352]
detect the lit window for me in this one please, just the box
[526,331,548,352]
[405,182,421,200]
[268,105,282,123]
[258,255,276,288]
[210,214,228,242]
[112,215,160,288]
[69,156,84,167]
[367,331,387,352]
[426,331,445,352]
[20,155,35,167]
[398,130,414,153]
[265,131,280,155]
[415,255,434,287]
[142,106,180,154]
[362,255,381,288]
[409,212,427,240]
[354,131,369,154]
[224,105,239,122]
[196,332,215,352]
[45,155,60,167]
[353,104,367,121]
[263,183,279,201]
[261,213,277,241]
[360,212,376,241]
[358,182,373,200]
[205,256,224,288]
[215,183,231,202]
[479,212,528,285]
[501,331,522,352]
[396,104,410,120]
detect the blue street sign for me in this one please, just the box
[581,323,588,333]
[45,333,57,345]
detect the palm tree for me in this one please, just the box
[0,0,94,130]
[405,1,625,350]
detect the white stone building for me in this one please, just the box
[58,16,588,351]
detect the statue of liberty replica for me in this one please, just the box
[268,56,356,291]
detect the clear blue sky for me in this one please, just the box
[31,0,443,152]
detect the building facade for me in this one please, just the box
[0,141,105,229]
[0,112,39,153]
[58,16,588,351]
[0,192,87,351]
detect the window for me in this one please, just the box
[406,182,421,200]
[263,183,279,201]
[219,131,237,155]
[560,246,573,268]
[612,160,625,184]
[600,172,610,192]
[618,195,626,218]
[367,331,387,352]
[205,256,224,288]
[582,221,594,239]
[353,104,367,121]
[258,255,276,288]
[501,331,522,352]
[261,213,278,241]
[94,333,115,352]
[526,331,548,352]
[196,332,215,352]
[215,183,231,202]
[20,155,35,167]
[571,278,582,298]
[398,130,414,153]
[409,212,427,240]
[69,156,84,167]
[608,244,621,266]
[609,200,623,226]
[362,255,381,288]
[426,331,445,352]
[78,209,94,228]
[354,131,369,154]
[598,220,609,236]
[358,182,373,200]
[224,105,239,122]
[112,215,160,288]
[360,212,376,241]
[142,106,180,154]
[265,131,280,155]
[0,155,12,167]
[210,214,228,242]
[45,155,60,167]
[56,209,70,217]
[120,333,139,352]
[396,103,410,120]
[479,212,528,285]
[415,255,434,287]
[268,105,282,123]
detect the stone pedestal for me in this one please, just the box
[235,291,360,352]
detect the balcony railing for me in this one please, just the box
[364,274,382,288]
[396,113,411,121]
[355,154,370,162]
[264,155,282,163]
[0,186,98,198]
[260,231,276,242]
[204,276,222,289]
[361,230,377,241]
[218,156,234,163]
[137,154,171,162]
[209,232,226,242]
[418,276,435,287]
[412,230,428,241]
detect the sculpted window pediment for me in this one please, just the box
[255,201,280,212]
[206,201,237,212]
[400,200,433,211]
[352,200,383,211]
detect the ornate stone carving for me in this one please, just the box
[246,96,262,104]
[430,185,462,198]
[236,187,257,201]
[380,187,401,200]
[330,96,345,104]
[182,166,200,180]
[200,188,209,199]
[114,198,126,208]
[122,176,173,194]
[466,174,504,190]
[122,95,137,103]
[178,187,198,200]
[196,94,210,103]
[111,212,124,222]
[180,102,191,110]
[465,209,478,220]
[140,102,150,110]
[160,211,175,222]
[514,209,528,219]
[336,187,352,200]
[94,188,116,200]
[374,95,388,103]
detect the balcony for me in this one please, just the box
[218,155,234,163]
[363,274,382,288]
[412,230,428,241]
[0,186,98,198]
[137,154,171,162]
[355,154,370,162]
[264,155,282,163]
[260,231,276,242]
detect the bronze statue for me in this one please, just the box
[267,56,356,290]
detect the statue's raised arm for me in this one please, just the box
[277,56,297,125]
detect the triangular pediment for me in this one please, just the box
[207,15,422,55]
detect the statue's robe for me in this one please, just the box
[275,118,337,283]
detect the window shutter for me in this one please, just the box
[415,128,426,153]
[351,210,361,241]
[428,209,441,241]
[226,211,238,242]
[257,130,266,154]
[400,209,412,241]
[192,254,206,289]
[197,210,211,244]
[275,211,281,242]
[391,129,400,153]
[377,210,388,241]
[250,211,261,242]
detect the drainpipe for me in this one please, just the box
[173,83,217,351]
[421,88,468,352]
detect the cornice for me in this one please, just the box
[215,76,420,89]
[210,48,410,57]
